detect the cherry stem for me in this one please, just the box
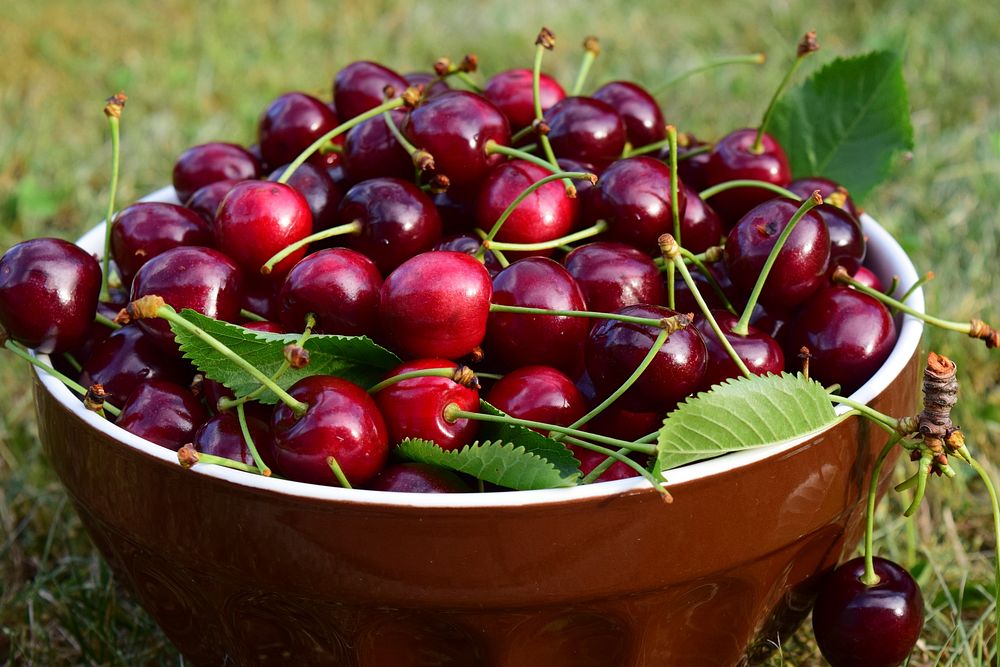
[326,455,353,489]
[236,403,272,477]
[444,404,657,455]
[828,394,900,433]
[100,105,123,302]
[576,443,630,484]
[680,248,736,314]
[732,191,823,335]
[260,220,362,275]
[485,140,567,179]
[860,434,904,586]
[531,36,563,178]
[152,303,308,417]
[699,179,800,202]
[381,109,434,173]
[367,367,457,394]
[239,308,267,323]
[509,125,536,145]
[5,339,121,417]
[563,436,667,496]
[62,352,82,373]
[482,220,607,253]
[491,247,511,268]
[895,272,934,312]
[94,311,121,330]
[967,456,1000,635]
[182,449,263,475]
[277,96,406,184]
[570,36,600,96]
[652,53,767,96]
[665,125,682,309]
[753,33,817,153]
[903,452,932,517]
[487,303,667,328]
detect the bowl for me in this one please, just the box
[32,187,925,666]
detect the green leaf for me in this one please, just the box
[170,309,400,402]
[395,438,578,490]
[769,50,914,202]
[475,400,582,478]
[656,373,839,472]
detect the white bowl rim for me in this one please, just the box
[35,186,925,509]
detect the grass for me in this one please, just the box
[1,0,998,664]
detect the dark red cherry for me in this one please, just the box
[338,177,443,274]
[679,185,724,254]
[485,365,586,433]
[111,202,213,287]
[812,557,923,667]
[0,238,101,353]
[563,242,664,313]
[544,96,627,169]
[482,68,566,131]
[184,178,242,224]
[243,320,284,334]
[368,462,470,493]
[592,81,665,148]
[671,133,713,193]
[267,162,342,233]
[402,91,510,188]
[704,128,791,225]
[240,275,280,322]
[79,325,192,407]
[116,379,208,451]
[342,109,412,184]
[568,445,641,482]
[373,358,479,450]
[378,251,493,360]
[788,176,859,218]
[814,204,866,275]
[172,142,260,204]
[693,310,784,388]
[780,286,896,394]
[129,246,243,351]
[574,370,663,442]
[403,72,450,99]
[475,160,578,256]
[433,234,503,277]
[214,180,312,277]
[724,198,830,312]
[851,266,884,292]
[594,157,687,253]
[486,257,589,375]
[672,260,740,315]
[270,375,389,486]
[431,186,478,234]
[64,300,125,367]
[258,92,340,169]
[193,412,275,468]
[333,61,409,121]
[586,305,708,412]
[277,248,382,335]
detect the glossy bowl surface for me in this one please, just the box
[33,186,925,666]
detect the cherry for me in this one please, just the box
[64,300,126,367]
[724,197,830,312]
[563,242,664,314]
[482,68,566,131]
[485,365,586,433]
[679,184,724,254]
[672,260,738,314]
[812,556,923,667]
[433,234,503,277]
[129,246,243,351]
[193,412,274,469]
[373,359,479,450]
[184,178,242,223]
[270,375,389,487]
[475,160,578,256]
[243,320,284,334]
[0,238,102,353]
[78,324,192,407]
[277,248,382,336]
[693,310,784,388]
[586,305,708,412]
[214,180,312,277]
[257,92,341,169]
[403,72,450,99]
[814,204,866,276]
[671,133,713,192]
[704,129,791,224]
[402,90,510,188]
[431,186,478,234]
[544,96,627,169]
[267,162,342,234]
[568,445,641,482]
[240,275,281,322]
[575,371,663,442]
[367,462,470,493]
[591,81,666,148]
[851,266,884,292]
[172,142,260,204]
[333,61,409,121]
[342,109,413,184]
[779,286,896,394]
[338,177,443,274]
[593,156,686,252]
[788,176,859,218]
[116,378,208,451]
[378,251,492,360]
[110,202,214,287]
[485,257,589,375]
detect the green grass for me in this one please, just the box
[1,0,998,664]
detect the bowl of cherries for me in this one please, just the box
[4,28,998,667]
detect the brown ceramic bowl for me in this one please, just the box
[32,188,925,666]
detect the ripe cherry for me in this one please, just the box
[184,178,242,223]
[671,133,713,192]
[851,266,884,292]
[267,162,342,234]
[568,445,641,482]
[403,72,450,99]
[172,142,260,204]
[591,81,666,148]
[482,68,566,131]
[594,156,686,253]
[788,176,859,218]
[576,371,663,442]
[544,96,626,169]
[563,242,664,314]
[812,556,923,667]
[0,238,102,354]
[485,365,586,433]
[679,185,724,254]
[368,462,470,493]
[342,109,413,184]
[240,275,281,322]
[270,375,389,487]
[333,61,409,121]
[373,358,479,450]
[433,234,503,277]
[378,251,493,360]
[258,92,340,169]
[116,379,208,451]
[672,260,739,315]
[431,186,478,235]
[110,202,214,287]
[193,412,274,469]
[704,129,791,224]
[693,310,784,388]
[814,204,866,276]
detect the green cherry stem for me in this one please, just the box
[94,311,121,330]
[236,402,272,476]
[562,436,666,493]
[731,191,823,336]
[277,96,408,184]
[860,433,904,586]
[570,36,600,96]
[238,308,267,323]
[326,455,353,489]
[679,247,736,314]
[367,367,459,394]
[753,32,818,153]
[576,443,631,484]
[382,108,435,172]
[100,93,125,301]
[531,28,562,176]
[903,452,932,517]
[487,303,667,328]
[259,220,363,275]
[699,179,800,202]
[5,339,121,416]
[179,446,262,475]
[828,394,900,432]
[483,220,607,253]
[624,139,711,160]
[62,352,83,373]
[967,456,1000,634]
[651,53,766,96]
[485,140,565,176]
[895,272,934,311]
[665,125,682,309]
[509,125,536,145]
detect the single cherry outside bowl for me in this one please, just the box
[31,185,925,667]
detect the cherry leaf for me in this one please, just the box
[475,400,582,478]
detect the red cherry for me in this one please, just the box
[568,445,641,482]
[172,142,260,204]
[592,81,666,148]
[563,242,665,314]
[544,96,627,169]
[482,68,566,131]
[851,266,884,292]
[679,185,724,254]
[594,157,687,253]
[267,162,343,234]
[184,179,242,224]
[403,72,451,99]
[704,129,791,225]
[116,379,208,451]
[433,234,503,277]
[342,109,413,184]
[788,176,859,218]
[693,310,784,388]
[258,92,340,168]
[367,462,470,493]
[485,365,586,433]
[333,61,409,121]
[110,202,213,287]
[193,412,275,469]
